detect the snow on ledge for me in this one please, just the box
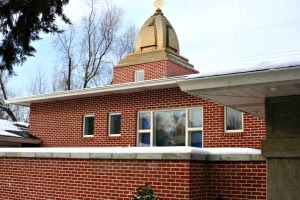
[0,147,261,155]
[187,60,300,79]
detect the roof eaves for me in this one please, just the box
[0,136,42,145]
[6,76,185,107]
[179,65,300,92]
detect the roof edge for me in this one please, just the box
[179,65,300,92]
[6,76,185,107]
[0,136,41,145]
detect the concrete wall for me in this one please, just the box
[29,87,265,148]
[262,96,300,200]
[0,148,266,200]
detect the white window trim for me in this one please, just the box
[224,107,244,133]
[134,70,145,82]
[137,107,204,147]
[109,112,121,137]
[83,114,95,137]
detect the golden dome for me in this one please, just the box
[135,9,180,55]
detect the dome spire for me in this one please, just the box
[116,0,195,71]
[154,0,164,10]
[134,3,180,55]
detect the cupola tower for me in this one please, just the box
[113,2,198,84]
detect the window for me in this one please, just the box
[137,108,203,147]
[225,107,243,132]
[83,114,94,137]
[109,113,121,136]
[135,70,144,82]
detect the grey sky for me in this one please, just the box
[11,0,300,94]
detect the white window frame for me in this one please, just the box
[137,107,203,147]
[83,114,95,137]
[134,70,144,82]
[224,107,244,133]
[109,112,121,137]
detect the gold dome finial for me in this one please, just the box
[154,0,164,10]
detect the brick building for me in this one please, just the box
[7,9,265,148]
[3,7,267,200]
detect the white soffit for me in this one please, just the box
[5,77,184,107]
[178,66,300,118]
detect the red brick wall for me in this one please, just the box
[205,161,266,200]
[29,87,265,148]
[203,103,266,148]
[0,158,266,200]
[113,60,197,84]
[190,161,207,199]
[166,61,198,77]
[0,158,192,200]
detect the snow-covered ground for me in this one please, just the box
[0,119,28,138]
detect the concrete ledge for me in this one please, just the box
[52,153,71,158]
[207,154,265,161]
[0,147,264,161]
[262,138,300,157]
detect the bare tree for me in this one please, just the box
[80,0,123,88]
[115,24,138,63]
[53,25,80,90]
[0,70,32,122]
[28,68,50,95]
[0,70,17,121]
[53,0,137,91]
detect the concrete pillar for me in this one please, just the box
[262,95,300,200]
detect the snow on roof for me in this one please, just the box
[0,146,261,155]
[188,59,300,79]
[0,119,28,138]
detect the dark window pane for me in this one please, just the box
[110,114,121,135]
[226,107,243,131]
[154,110,186,146]
[139,113,151,130]
[84,116,94,136]
[138,133,150,147]
[188,131,202,148]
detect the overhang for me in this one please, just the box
[5,77,183,107]
[178,65,300,118]
[0,136,41,145]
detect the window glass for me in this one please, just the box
[188,131,202,147]
[135,70,144,82]
[188,108,202,128]
[154,110,186,146]
[83,115,94,136]
[138,133,151,147]
[139,112,151,130]
[137,108,203,148]
[225,107,243,131]
[110,113,121,135]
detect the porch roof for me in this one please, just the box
[178,61,300,118]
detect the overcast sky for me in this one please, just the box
[11,0,300,94]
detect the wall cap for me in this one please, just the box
[0,147,265,161]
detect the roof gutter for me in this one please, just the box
[6,77,185,107]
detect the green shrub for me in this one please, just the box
[133,184,159,200]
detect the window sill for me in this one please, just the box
[83,135,94,138]
[108,134,121,137]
